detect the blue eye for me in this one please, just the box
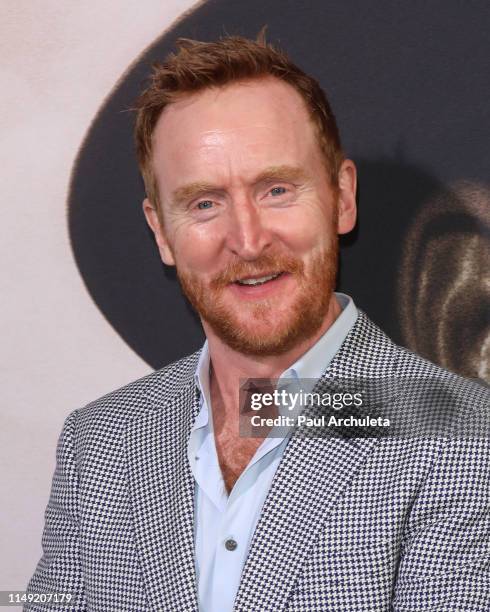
[270,186,286,196]
[197,200,213,209]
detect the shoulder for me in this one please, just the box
[391,342,489,410]
[64,350,201,444]
[347,311,488,415]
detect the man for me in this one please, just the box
[27,34,489,611]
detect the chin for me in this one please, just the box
[206,309,325,357]
[176,248,338,356]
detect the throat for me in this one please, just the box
[209,367,263,493]
[214,432,263,494]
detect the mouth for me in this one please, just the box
[233,272,284,286]
[227,271,290,300]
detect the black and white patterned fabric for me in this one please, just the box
[26,311,490,611]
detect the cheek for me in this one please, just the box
[171,222,223,273]
[274,205,335,254]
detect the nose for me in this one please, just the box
[225,197,273,260]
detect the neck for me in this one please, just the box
[203,293,341,402]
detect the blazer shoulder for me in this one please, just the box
[353,311,488,410]
[71,350,201,439]
[391,342,489,410]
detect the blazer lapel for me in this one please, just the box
[234,311,398,611]
[125,377,200,611]
[234,436,379,611]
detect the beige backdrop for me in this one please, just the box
[1,0,198,596]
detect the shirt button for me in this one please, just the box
[224,538,238,551]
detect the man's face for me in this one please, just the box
[144,77,356,355]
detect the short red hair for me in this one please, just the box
[134,32,344,210]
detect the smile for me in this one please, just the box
[235,272,283,286]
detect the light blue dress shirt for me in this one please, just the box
[188,293,358,612]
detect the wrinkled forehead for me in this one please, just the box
[150,77,321,188]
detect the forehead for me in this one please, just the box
[151,77,321,188]
[155,76,312,134]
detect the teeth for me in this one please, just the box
[237,273,281,286]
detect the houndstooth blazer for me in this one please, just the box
[26,311,490,611]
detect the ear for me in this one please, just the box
[336,159,357,235]
[142,198,176,265]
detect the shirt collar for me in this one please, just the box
[194,342,211,428]
[278,292,357,385]
[195,292,357,395]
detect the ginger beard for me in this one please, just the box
[176,229,339,357]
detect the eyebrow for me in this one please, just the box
[254,165,309,185]
[170,165,308,207]
[171,182,221,207]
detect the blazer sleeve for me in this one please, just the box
[393,437,490,611]
[25,410,86,611]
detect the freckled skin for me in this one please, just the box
[143,77,357,491]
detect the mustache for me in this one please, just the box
[210,253,304,288]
